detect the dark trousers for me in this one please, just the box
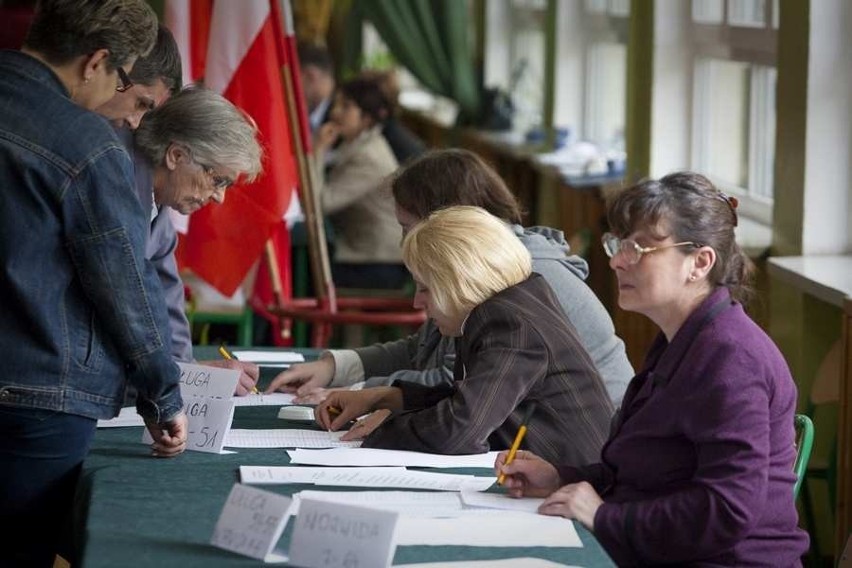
[0,406,97,567]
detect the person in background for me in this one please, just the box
[496,172,809,566]
[297,41,336,134]
[268,149,633,406]
[315,206,613,465]
[315,76,407,290]
[97,26,260,395]
[358,68,426,164]
[0,1,187,565]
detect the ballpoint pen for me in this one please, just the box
[219,345,259,394]
[497,402,537,485]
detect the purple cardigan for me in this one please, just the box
[558,287,809,566]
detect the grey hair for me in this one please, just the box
[25,0,158,69]
[135,87,263,181]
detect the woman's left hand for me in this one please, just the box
[537,482,603,531]
[340,409,392,441]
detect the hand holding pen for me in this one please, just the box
[218,345,259,394]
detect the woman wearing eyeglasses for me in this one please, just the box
[134,87,262,216]
[496,172,808,566]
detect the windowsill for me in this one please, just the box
[767,255,852,308]
[735,216,772,259]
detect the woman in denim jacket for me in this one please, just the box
[0,1,186,564]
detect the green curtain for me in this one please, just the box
[354,0,481,123]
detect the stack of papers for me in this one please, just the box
[225,429,361,449]
[239,466,495,491]
[287,448,500,469]
[232,350,305,368]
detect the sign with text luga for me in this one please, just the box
[177,361,240,398]
[211,483,292,563]
[141,362,238,454]
[288,498,398,568]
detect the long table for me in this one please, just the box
[74,348,615,566]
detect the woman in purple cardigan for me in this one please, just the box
[497,172,809,567]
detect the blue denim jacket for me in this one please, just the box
[0,50,183,422]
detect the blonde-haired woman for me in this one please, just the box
[316,206,613,463]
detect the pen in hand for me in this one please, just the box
[497,402,537,485]
[219,345,259,394]
[326,406,342,432]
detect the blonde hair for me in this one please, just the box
[402,206,532,318]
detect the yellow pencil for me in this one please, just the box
[497,402,537,485]
[219,345,259,394]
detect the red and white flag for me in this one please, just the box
[164,0,213,87]
[176,0,299,299]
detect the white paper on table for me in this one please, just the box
[225,429,362,449]
[240,466,406,485]
[395,559,580,568]
[232,351,305,363]
[97,406,145,428]
[460,491,544,513]
[240,466,494,492]
[177,362,239,399]
[395,510,582,548]
[287,448,501,469]
[232,392,297,407]
[292,490,464,518]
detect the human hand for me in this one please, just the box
[315,387,400,431]
[340,409,392,441]
[538,482,603,531]
[494,449,561,498]
[315,122,340,151]
[265,355,335,395]
[293,386,352,405]
[145,411,188,458]
[201,359,260,396]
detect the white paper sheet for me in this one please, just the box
[395,511,582,548]
[97,406,144,428]
[294,490,464,518]
[232,351,305,363]
[395,560,579,568]
[232,392,297,407]
[240,466,406,484]
[287,448,501,469]
[460,491,544,513]
[239,466,494,492]
[225,429,362,449]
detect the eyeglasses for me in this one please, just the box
[602,232,699,265]
[200,164,235,191]
[115,67,133,93]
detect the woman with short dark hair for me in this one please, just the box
[0,1,187,564]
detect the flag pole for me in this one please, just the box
[272,0,337,345]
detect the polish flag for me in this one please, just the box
[178,0,298,298]
[164,0,213,87]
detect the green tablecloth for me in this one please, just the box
[75,349,615,567]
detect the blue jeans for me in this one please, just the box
[0,406,96,567]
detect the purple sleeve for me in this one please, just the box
[592,345,774,565]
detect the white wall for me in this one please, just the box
[802,0,852,254]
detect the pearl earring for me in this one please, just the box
[689,275,697,281]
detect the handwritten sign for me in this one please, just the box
[142,396,235,454]
[288,498,398,568]
[177,362,240,399]
[211,483,292,562]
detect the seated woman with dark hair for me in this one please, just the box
[314,206,614,466]
[315,76,406,290]
[496,172,809,566]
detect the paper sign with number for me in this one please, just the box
[288,498,398,568]
[211,483,292,562]
[142,396,235,454]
